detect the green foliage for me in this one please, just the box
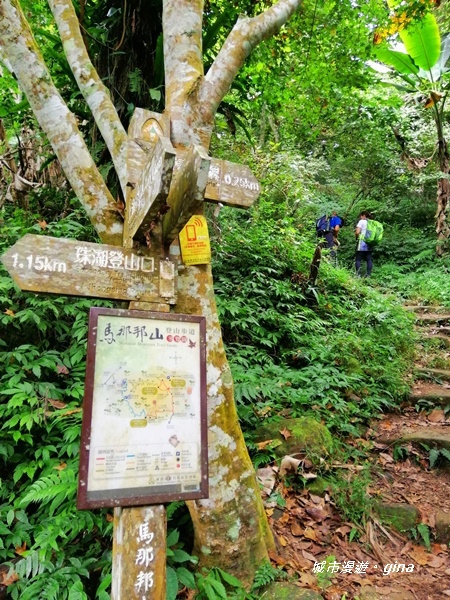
[166,526,198,600]
[411,523,432,551]
[0,200,113,599]
[251,559,286,591]
[373,262,450,306]
[194,567,255,600]
[315,554,338,591]
[428,447,450,468]
[329,469,373,528]
[212,199,415,438]
[392,445,410,461]
[166,542,285,600]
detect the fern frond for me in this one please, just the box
[251,559,284,591]
[19,469,76,509]
[167,501,185,520]
[128,68,143,93]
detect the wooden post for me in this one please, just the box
[110,143,172,598]
[112,505,166,600]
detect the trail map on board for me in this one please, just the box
[85,313,203,499]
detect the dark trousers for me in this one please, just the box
[355,250,372,276]
[324,231,338,266]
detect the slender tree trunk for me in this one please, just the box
[433,106,449,255]
[436,140,450,256]
[163,0,279,580]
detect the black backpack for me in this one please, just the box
[316,214,330,237]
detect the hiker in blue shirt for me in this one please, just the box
[330,210,342,240]
[329,211,342,244]
[323,211,342,266]
[355,210,373,277]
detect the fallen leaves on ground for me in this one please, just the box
[260,439,450,600]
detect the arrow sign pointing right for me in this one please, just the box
[204,159,260,208]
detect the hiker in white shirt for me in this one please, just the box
[355,211,373,277]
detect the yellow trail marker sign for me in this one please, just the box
[179,215,211,265]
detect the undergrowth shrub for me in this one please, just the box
[372,262,450,306]
[212,201,415,439]
[0,202,114,599]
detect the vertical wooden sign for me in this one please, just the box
[112,505,166,600]
[124,134,176,242]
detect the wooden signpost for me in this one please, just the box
[162,145,211,244]
[124,133,176,242]
[205,158,260,209]
[1,107,261,600]
[1,234,176,304]
[112,505,166,600]
[127,109,260,246]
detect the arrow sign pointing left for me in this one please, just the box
[1,234,176,303]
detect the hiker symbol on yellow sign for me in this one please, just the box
[179,215,211,265]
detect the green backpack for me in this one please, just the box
[364,219,383,246]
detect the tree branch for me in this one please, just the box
[48,0,128,196]
[163,0,204,112]
[0,0,123,245]
[199,0,302,121]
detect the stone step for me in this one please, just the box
[414,368,450,383]
[409,382,450,405]
[397,427,450,450]
[375,496,450,545]
[419,333,450,347]
[386,428,450,450]
[359,586,415,600]
[404,305,450,314]
[415,314,450,325]
[374,502,420,532]
[417,325,450,336]
[435,509,450,543]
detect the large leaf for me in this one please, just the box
[379,80,417,93]
[373,46,419,76]
[416,33,450,82]
[432,34,450,79]
[399,13,440,72]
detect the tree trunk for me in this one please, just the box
[175,262,274,581]
[162,1,280,580]
[433,105,449,256]
[436,141,450,256]
[0,0,123,246]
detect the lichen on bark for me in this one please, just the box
[161,0,302,582]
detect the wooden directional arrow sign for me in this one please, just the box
[205,159,260,208]
[162,145,211,244]
[1,234,176,303]
[127,109,260,211]
[124,133,176,241]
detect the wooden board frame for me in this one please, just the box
[77,308,208,509]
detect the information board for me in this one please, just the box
[77,308,208,509]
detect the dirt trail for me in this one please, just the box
[262,306,450,600]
